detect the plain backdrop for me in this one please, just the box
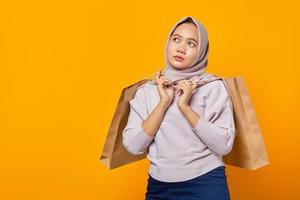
[0,0,299,199]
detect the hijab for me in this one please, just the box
[149,16,217,87]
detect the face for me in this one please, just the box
[167,23,200,70]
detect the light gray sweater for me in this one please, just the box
[122,79,236,182]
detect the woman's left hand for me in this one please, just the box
[176,79,198,110]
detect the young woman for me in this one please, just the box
[122,16,236,200]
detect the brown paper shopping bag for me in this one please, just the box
[221,76,269,170]
[99,72,157,169]
[100,71,269,170]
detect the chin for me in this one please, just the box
[170,62,189,70]
[167,56,190,70]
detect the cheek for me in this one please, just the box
[186,49,198,62]
[167,44,176,59]
[167,43,176,53]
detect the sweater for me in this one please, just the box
[122,79,236,182]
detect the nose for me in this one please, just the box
[176,43,186,54]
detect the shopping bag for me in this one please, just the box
[221,76,269,170]
[99,72,157,169]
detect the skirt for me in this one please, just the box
[145,166,230,200]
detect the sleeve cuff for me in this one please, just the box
[136,122,154,141]
[190,116,235,156]
[126,123,154,155]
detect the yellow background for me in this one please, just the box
[1,0,299,199]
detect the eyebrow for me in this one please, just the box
[172,33,198,43]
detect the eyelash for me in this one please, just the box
[172,37,196,47]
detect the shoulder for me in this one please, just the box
[132,80,156,99]
[202,78,226,90]
[133,85,146,99]
[201,79,228,98]
[195,72,226,93]
[137,81,157,93]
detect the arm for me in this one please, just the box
[122,86,169,155]
[179,80,236,156]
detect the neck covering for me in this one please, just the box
[149,16,217,87]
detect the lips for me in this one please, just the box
[174,55,184,61]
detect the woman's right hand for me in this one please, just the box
[156,72,174,107]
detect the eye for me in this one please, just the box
[172,37,179,42]
[189,42,196,47]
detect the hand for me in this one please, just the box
[156,72,174,107]
[176,79,198,110]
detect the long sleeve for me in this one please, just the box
[191,80,236,156]
[122,86,154,155]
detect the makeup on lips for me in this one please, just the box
[174,55,184,62]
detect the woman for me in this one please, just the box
[122,16,236,200]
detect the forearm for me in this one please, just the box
[179,105,200,128]
[179,105,235,156]
[142,101,169,137]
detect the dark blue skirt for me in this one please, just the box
[145,166,230,200]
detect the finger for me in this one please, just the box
[186,80,195,87]
[156,75,160,82]
[191,80,198,85]
[160,77,172,88]
[162,79,171,86]
[162,80,171,87]
[156,76,161,85]
[177,80,184,85]
[176,83,183,91]
[181,84,189,91]
[160,69,164,76]
[191,82,198,89]
[176,85,183,95]
[180,80,186,86]
[162,77,172,85]
[156,71,163,79]
[164,82,172,88]
[182,81,190,88]
[178,81,189,89]
[177,84,188,93]
[159,76,164,82]
[155,70,161,76]
[157,76,164,85]
[178,81,187,86]
[177,89,183,95]
[159,69,163,76]
[177,85,188,94]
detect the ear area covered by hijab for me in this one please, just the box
[149,16,217,88]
